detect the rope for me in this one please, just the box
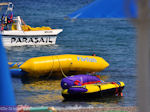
[112,82,123,96]
[21,18,26,26]
[47,56,55,79]
[20,18,27,34]
[47,56,79,84]
[46,55,75,83]
[56,55,68,78]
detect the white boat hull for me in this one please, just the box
[1,29,63,46]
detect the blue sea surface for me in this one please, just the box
[2,0,136,108]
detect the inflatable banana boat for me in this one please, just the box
[16,54,109,78]
[61,75,125,99]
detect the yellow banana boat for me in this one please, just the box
[19,54,109,78]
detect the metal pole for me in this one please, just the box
[137,0,150,111]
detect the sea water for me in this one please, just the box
[2,0,136,108]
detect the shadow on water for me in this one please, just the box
[63,95,124,104]
[60,96,124,108]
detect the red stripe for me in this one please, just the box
[81,81,101,85]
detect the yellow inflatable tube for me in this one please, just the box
[20,54,109,78]
[62,82,125,94]
[62,81,125,99]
